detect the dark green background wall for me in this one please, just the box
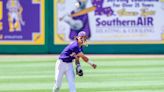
[0,0,164,54]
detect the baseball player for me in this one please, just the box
[53,31,97,92]
[6,0,25,32]
[60,0,91,40]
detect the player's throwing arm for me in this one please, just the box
[77,52,97,69]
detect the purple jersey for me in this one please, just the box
[59,41,83,63]
[69,11,91,40]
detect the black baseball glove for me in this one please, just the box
[76,65,83,76]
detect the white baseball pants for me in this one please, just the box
[53,59,76,92]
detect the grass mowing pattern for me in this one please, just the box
[0,56,164,92]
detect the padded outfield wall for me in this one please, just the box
[0,0,164,54]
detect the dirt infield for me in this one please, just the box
[0,54,164,59]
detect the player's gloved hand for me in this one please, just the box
[76,64,83,76]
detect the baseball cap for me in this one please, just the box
[78,31,87,37]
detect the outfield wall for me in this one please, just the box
[0,0,164,54]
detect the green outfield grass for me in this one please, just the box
[0,56,164,92]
